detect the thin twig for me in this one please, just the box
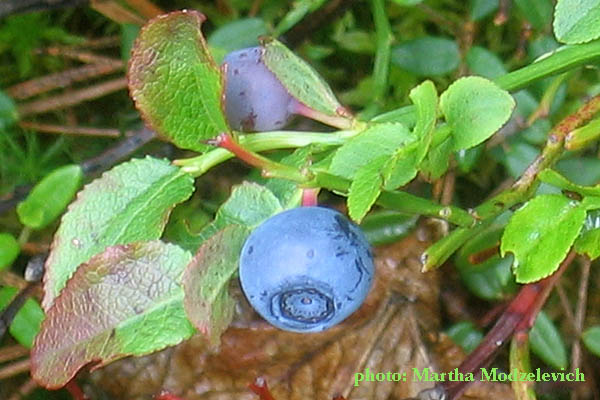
[90,0,145,25]
[18,77,127,116]
[0,345,29,364]
[0,271,28,291]
[19,121,122,138]
[441,170,456,206]
[35,47,122,65]
[7,62,124,100]
[124,0,163,18]
[555,281,577,326]
[0,358,30,380]
[571,256,591,400]
[72,35,120,50]
[442,250,576,400]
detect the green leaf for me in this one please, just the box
[0,233,20,270]
[31,241,194,389]
[183,225,250,345]
[470,0,499,21]
[265,147,314,208]
[261,38,348,119]
[360,211,417,246]
[565,117,600,150]
[554,0,600,44]
[128,10,229,153]
[42,157,195,310]
[440,76,515,151]
[456,227,516,300]
[0,286,44,348]
[195,182,283,246]
[466,46,507,79]
[446,321,483,353]
[0,90,18,130]
[120,24,139,62]
[556,157,600,186]
[381,143,421,190]
[574,210,600,260]
[17,164,83,230]
[529,311,568,370]
[514,0,553,30]
[208,18,267,59]
[456,145,483,173]
[382,81,437,190]
[501,194,586,283]
[348,155,387,223]
[582,325,600,357]
[329,122,414,179]
[420,133,453,180]
[538,168,600,197]
[391,37,460,77]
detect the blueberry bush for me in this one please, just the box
[1,1,600,399]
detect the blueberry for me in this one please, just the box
[239,206,374,332]
[222,47,295,132]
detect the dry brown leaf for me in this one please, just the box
[89,231,513,400]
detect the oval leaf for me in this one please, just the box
[554,0,600,44]
[183,225,250,345]
[529,311,568,370]
[582,325,600,357]
[456,227,516,301]
[17,164,83,230]
[31,241,194,389]
[0,286,44,348]
[329,122,414,179]
[440,76,515,151]
[194,182,283,247]
[348,155,387,223]
[501,194,586,283]
[128,10,229,152]
[391,36,460,77]
[0,232,20,270]
[208,18,267,57]
[446,321,483,353]
[261,37,349,119]
[42,157,194,310]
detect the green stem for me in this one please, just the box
[211,133,307,182]
[493,40,600,92]
[175,130,355,176]
[371,0,392,105]
[423,94,600,271]
[312,172,475,226]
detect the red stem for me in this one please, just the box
[154,390,187,400]
[248,377,276,400]
[442,250,576,400]
[301,188,320,206]
[210,133,267,170]
[65,380,88,400]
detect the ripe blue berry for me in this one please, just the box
[239,206,374,332]
[222,47,295,132]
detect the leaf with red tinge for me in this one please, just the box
[42,157,194,310]
[31,241,195,389]
[128,10,230,152]
[183,225,250,345]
